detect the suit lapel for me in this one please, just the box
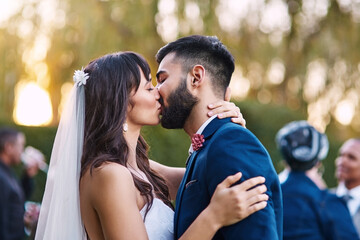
[202,117,231,140]
[174,118,232,237]
[174,151,199,237]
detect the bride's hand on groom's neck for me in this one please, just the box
[207,101,246,128]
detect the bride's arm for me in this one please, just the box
[179,173,268,240]
[150,160,185,200]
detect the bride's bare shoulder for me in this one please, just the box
[81,162,135,193]
[94,162,130,176]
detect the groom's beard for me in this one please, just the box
[160,78,199,129]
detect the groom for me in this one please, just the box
[155,35,283,239]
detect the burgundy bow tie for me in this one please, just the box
[191,133,205,151]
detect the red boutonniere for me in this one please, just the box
[191,133,205,151]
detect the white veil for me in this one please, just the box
[35,81,87,239]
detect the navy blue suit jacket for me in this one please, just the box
[282,171,359,240]
[174,118,283,239]
[0,160,27,240]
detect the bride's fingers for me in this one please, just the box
[230,193,268,222]
[245,201,268,216]
[208,101,236,111]
[208,103,240,118]
[207,101,226,110]
[231,112,246,127]
[218,110,240,119]
[244,184,268,200]
[216,172,243,190]
[247,193,269,205]
[235,176,266,192]
[231,118,246,128]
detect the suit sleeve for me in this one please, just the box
[205,126,281,239]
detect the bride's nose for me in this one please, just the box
[154,87,160,100]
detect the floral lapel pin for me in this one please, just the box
[191,133,205,151]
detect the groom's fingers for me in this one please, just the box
[217,172,243,189]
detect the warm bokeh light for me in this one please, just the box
[0,0,358,132]
[334,99,355,126]
[267,58,285,85]
[0,0,23,26]
[304,59,327,101]
[13,82,53,126]
[230,67,250,99]
[156,0,178,42]
[58,82,73,119]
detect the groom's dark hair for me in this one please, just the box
[156,35,235,98]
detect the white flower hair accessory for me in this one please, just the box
[73,67,89,86]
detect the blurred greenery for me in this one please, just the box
[0,0,359,205]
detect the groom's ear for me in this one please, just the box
[190,65,205,88]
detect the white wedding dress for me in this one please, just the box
[140,198,174,240]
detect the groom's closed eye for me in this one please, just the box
[156,71,167,84]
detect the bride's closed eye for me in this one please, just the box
[145,82,155,91]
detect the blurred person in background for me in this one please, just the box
[22,146,47,238]
[0,127,40,240]
[276,121,358,240]
[335,138,360,237]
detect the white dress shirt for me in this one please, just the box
[336,182,360,216]
[188,115,217,155]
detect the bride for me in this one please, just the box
[35,51,268,240]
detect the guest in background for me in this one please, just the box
[0,127,40,240]
[335,138,360,238]
[276,121,358,240]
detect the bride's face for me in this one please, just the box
[126,70,161,127]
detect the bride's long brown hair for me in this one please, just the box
[80,52,173,216]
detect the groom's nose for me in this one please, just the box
[156,83,164,97]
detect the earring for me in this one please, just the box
[123,122,128,132]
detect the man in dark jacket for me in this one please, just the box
[277,121,359,240]
[0,127,37,240]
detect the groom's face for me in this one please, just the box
[156,53,198,129]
